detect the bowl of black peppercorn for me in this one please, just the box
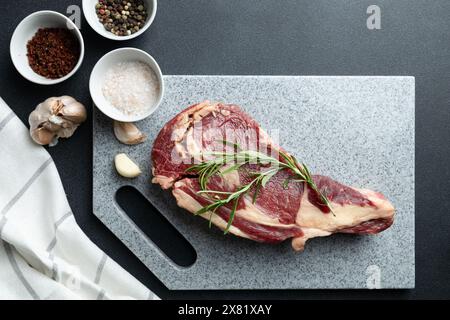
[83,0,157,40]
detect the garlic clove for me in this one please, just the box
[29,107,49,126]
[31,127,55,146]
[59,96,77,105]
[113,121,147,145]
[114,153,142,178]
[59,102,87,123]
[42,121,62,133]
[57,126,78,138]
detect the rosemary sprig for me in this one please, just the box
[186,143,334,233]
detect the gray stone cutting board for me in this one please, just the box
[93,76,415,289]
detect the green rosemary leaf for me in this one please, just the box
[247,170,262,177]
[252,182,261,204]
[195,201,222,216]
[224,196,240,234]
[185,162,207,173]
[279,150,294,166]
[199,162,223,190]
[185,166,197,172]
[302,162,312,178]
[208,207,219,228]
[290,155,300,166]
[261,169,278,188]
[221,163,243,175]
[197,190,234,195]
[195,205,211,216]
[209,211,214,228]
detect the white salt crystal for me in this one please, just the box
[102,61,160,117]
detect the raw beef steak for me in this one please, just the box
[152,101,395,251]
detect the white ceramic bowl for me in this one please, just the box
[10,11,84,85]
[90,47,164,122]
[83,0,157,41]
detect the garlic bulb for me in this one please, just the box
[113,121,146,145]
[29,96,87,146]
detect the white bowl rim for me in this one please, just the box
[10,10,85,85]
[82,0,157,41]
[89,47,165,122]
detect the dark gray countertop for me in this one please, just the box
[1,0,449,299]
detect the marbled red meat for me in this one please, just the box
[152,101,395,251]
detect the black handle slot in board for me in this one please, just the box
[115,186,197,268]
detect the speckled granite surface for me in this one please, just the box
[93,76,415,289]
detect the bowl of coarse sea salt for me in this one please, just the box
[90,47,164,122]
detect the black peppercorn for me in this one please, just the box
[95,0,148,36]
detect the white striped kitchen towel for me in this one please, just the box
[0,97,159,300]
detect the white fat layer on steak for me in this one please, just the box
[192,102,219,121]
[296,187,395,232]
[291,228,332,251]
[219,165,241,189]
[152,175,175,190]
[171,101,215,142]
[185,126,202,158]
[151,167,176,190]
[172,178,334,252]
[172,184,252,239]
[172,102,221,163]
